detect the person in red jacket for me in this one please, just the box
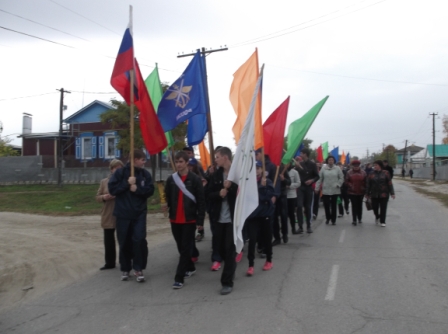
[344,160,367,226]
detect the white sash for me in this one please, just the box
[172,173,196,203]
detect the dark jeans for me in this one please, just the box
[247,217,273,267]
[313,191,320,217]
[338,193,350,215]
[322,194,338,223]
[273,195,288,240]
[213,222,236,287]
[287,197,298,231]
[297,185,313,229]
[116,212,148,272]
[349,195,364,222]
[103,228,116,267]
[371,197,389,224]
[210,221,223,263]
[171,223,197,283]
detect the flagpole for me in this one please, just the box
[129,69,135,177]
[200,47,215,160]
[259,63,266,178]
[169,147,176,172]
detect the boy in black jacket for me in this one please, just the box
[108,149,154,283]
[165,151,206,289]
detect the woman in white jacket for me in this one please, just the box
[314,156,344,225]
[287,165,301,233]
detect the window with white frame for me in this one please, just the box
[82,137,92,159]
[105,136,116,159]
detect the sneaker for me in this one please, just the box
[211,261,221,271]
[298,228,304,234]
[184,270,196,278]
[358,221,363,224]
[121,271,129,281]
[375,217,380,224]
[346,211,350,215]
[195,233,204,242]
[307,228,313,234]
[352,222,357,226]
[381,223,386,227]
[172,282,183,289]
[235,252,243,263]
[246,267,254,276]
[220,286,233,295]
[134,270,145,282]
[325,220,329,225]
[191,257,199,263]
[313,214,317,220]
[338,214,343,218]
[282,235,288,243]
[262,261,273,271]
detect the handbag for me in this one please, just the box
[365,198,372,211]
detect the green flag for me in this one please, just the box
[281,96,329,165]
[322,142,329,160]
[145,64,175,148]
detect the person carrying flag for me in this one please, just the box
[165,151,206,289]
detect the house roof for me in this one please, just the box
[409,148,427,160]
[396,144,425,154]
[63,100,114,124]
[17,132,72,140]
[426,144,448,157]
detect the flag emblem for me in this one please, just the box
[165,78,192,108]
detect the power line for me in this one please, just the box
[230,0,387,48]
[0,91,57,102]
[0,25,75,48]
[270,65,448,87]
[0,8,91,42]
[48,0,120,35]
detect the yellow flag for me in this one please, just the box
[229,49,263,149]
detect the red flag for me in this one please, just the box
[263,96,290,166]
[134,60,168,154]
[317,145,324,162]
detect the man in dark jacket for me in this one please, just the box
[108,149,155,283]
[272,164,291,245]
[295,148,320,233]
[206,146,238,295]
[383,160,394,179]
[165,151,206,289]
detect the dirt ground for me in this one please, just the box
[398,178,448,194]
[0,212,172,312]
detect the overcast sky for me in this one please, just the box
[1,0,447,158]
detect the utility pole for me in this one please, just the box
[402,139,408,175]
[430,112,438,181]
[57,88,71,186]
[178,46,228,160]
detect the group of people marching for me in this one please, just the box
[96,147,396,295]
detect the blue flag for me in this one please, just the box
[330,147,339,163]
[346,152,350,165]
[158,52,208,137]
[294,143,305,158]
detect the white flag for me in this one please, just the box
[228,73,263,253]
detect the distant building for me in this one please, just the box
[424,144,448,166]
[18,100,125,168]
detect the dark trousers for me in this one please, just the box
[338,193,350,215]
[322,194,338,223]
[171,223,196,283]
[287,198,298,231]
[103,228,116,267]
[313,192,320,217]
[210,221,223,262]
[247,217,273,267]
[273,195,288,240]
[116,212,148,272]
[297,186,313,229]
[349,195,364,222]
[213,222,236,287]
[371,197,389,224]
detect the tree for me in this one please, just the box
[371,144,397,167]
[283,137,315,160]
[100,99,187,156]
[0,137,19,156]
[442,115,448,144]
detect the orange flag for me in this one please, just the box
[229,49,263,149]
[341,151,346,165]
[198,140,211,171]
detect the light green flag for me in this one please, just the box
[322,142,329,160]
[145,64,175,148]
[281,96,329,165]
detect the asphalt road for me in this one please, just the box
[1,180,448,334]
